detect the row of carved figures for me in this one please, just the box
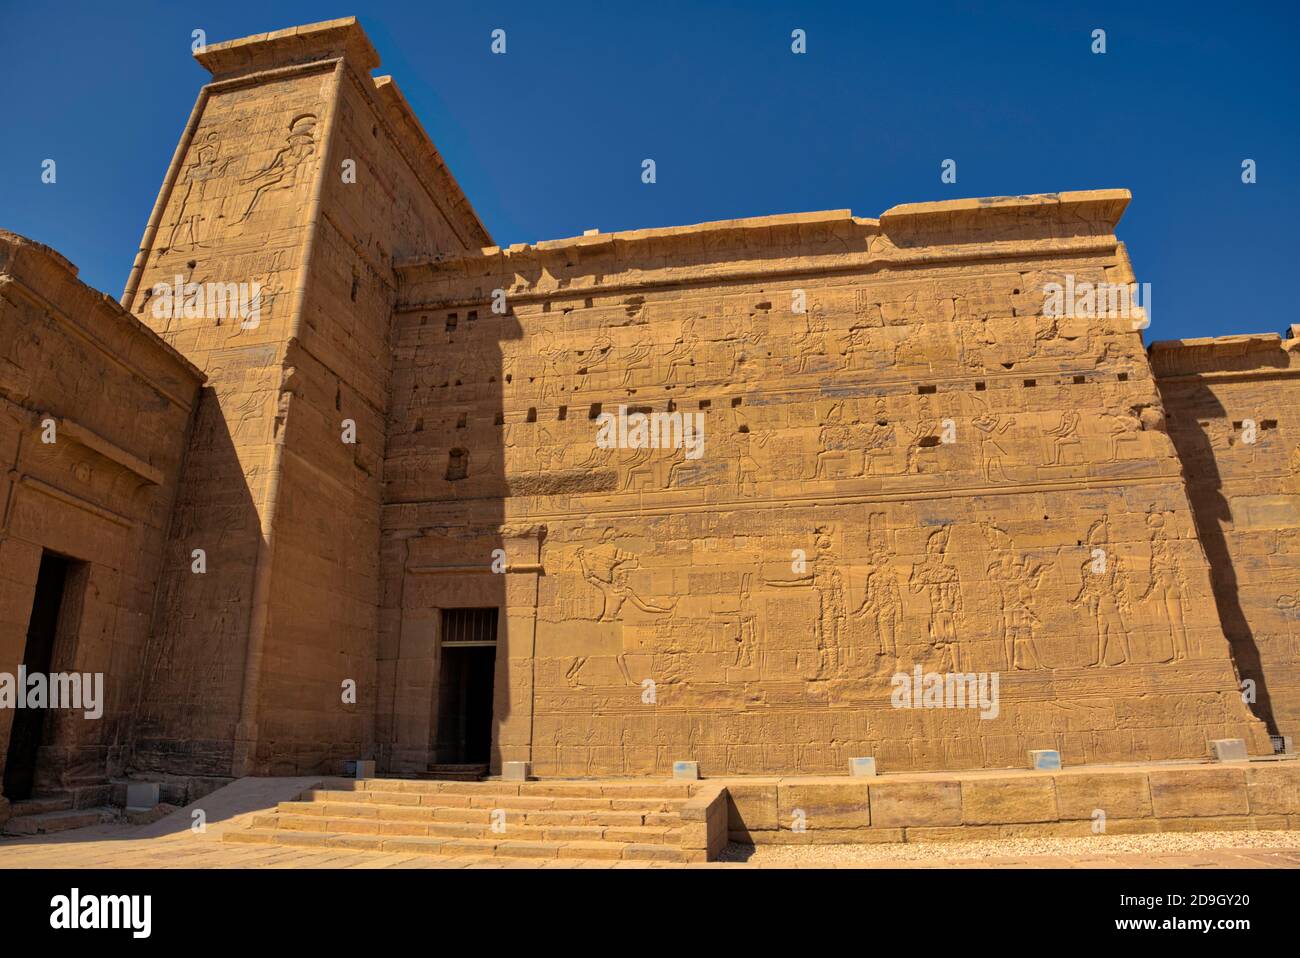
[566,514,1195,681]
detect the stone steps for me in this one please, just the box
[224,827,688,862]
[254,812,683,845]
[418,764,487,781]
[339,778,694,799]
[221,777,705,862]
[3,806,114,836]
[6,795,74,817]
[294,794,682,825]
[302,790,686,811]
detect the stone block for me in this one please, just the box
[961,777,1059,825]
[1245,764,1300,815]
[1209,739,1248,762]
[125,782,160,810]
[777,781,870,830]
[672,760,699,781]
[725,782,778,838]
[1029,749,1061,770]
[1148,768,1249,818]
[848,757,877,777]
[1053,772,1152,820]
[501,761,530,782]
[869,781,962,828]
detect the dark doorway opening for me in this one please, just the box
[434,608,498,765]
[3,551,72,801]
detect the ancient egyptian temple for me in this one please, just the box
[2,18,1298,814]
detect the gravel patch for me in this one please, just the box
[721,830,1300,865]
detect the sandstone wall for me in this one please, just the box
[120,19,492,777]
[0,231,201,808]
[262,48,492,775]
[392,193,1271,775]
[120,49,336,777]
[1153,331,1300,743]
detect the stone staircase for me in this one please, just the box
[223,778,720,862]
[2,794,115,836]
[418,764,487,782]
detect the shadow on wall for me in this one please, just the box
[1159,379,1279,736]
[129,385,261,779]
[383,307,525,775]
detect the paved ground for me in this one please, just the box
[2,825,1298,868]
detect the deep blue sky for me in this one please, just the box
[1,1,1295,341]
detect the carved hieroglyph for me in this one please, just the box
[392,187,1276,775]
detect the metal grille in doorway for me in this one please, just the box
[441,607,499,647]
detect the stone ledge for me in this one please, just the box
[721,760,1300,845]
[195,17,380,80]
[678,782,729,861]
[393,189,1129,292]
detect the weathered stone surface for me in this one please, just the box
[961,779,1059,825]
[1149,768,1249,818]
[1153,333,1300,745]
[869,781,963,828]
[1245,765,1300,815]
[0,229,202,797]
[1053,772,1152,820]
[777,781,870,830]
[725,782,779,838]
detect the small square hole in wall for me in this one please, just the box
[584,297,594,308]
[1023,379,1037,388]
[1262,419,1278,430]
[918,384,937,395]
[558,406,567,421]
[446,313,458,331]
[456,413,467,429]
[667,399,676,412]
[1117,372,1129,381]
[699,399,711,409]
[542,301,552,313]
[445,448,468,481]
[732,397,743,407]
[468,310,477,321]
[494,412,505,426]
[1073,375,1086,385]
[589,403,602,420]
[526,408,537,423]
[974,381,987,391]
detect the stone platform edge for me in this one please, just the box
[711,760,1300,845]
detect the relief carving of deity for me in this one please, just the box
[233,113,319,226]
